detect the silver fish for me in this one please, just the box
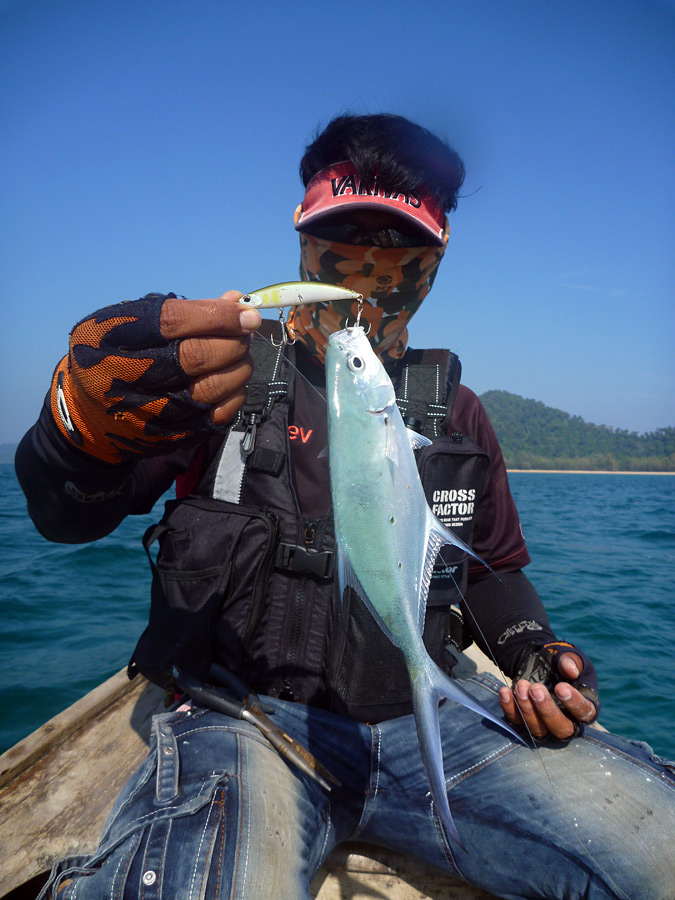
[326,325,523,848]
[239,282,362,309]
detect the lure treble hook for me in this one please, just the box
[270,308,296,348]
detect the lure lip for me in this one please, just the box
[239,281,362,309]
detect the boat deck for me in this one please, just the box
[0,648,505,899]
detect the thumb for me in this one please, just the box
[559,652,583,681]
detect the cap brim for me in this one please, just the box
[295,162,446,246]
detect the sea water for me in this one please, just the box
[0,465,673,759]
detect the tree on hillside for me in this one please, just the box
[479,391,675,471]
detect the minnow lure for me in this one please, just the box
[239,282,362,309]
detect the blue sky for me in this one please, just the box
[1,0,673,443]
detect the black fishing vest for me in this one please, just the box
[130,325,491,722]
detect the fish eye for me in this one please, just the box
[347,355,364,372]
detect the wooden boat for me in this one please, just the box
[0,646,513,899]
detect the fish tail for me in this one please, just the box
[411,666,466,850]
[410,657,527,847]
[427,657,526,745]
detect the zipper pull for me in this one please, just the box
[241,413,259,457]
[304,520,316,546]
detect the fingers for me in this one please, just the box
[554,682,597,724]
[558,651,582,681]
[499,686,522,726]
[160,292,261,425]
[501,681,566,740]
[500,648,599,743]
[525,683,576,740]
[160,292,261,340]
[555,651,598,722]
[189,356,254,423]
[178,334,252,378]
[499,680,584,741]
[210,386,250,425]
[180,333,254,422]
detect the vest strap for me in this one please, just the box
[213,429,247,503]
[393,348,461,438]
[244,322,290,414]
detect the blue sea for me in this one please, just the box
[1,465,673,760]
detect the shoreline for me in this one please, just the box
[507,469,675,475]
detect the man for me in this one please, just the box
[17,114,674,899]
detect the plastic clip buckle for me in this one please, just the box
[275,542,334,580]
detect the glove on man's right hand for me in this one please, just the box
[50,292,259,465]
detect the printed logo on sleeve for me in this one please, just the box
[498,620,544,645]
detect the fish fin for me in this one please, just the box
[411,658,526,849]
[336,541,358,605]
[384,416,399,465]
[411,666,466,850]
[419,522,445,632]
[406,428,433,450]
[432,659,525,744]
[318,445,328,459]
[420,509,483,635]
[336,541,401,647]
[428,509,497,578]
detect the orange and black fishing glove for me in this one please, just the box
[50,293,215,465]
[514,640,601,721]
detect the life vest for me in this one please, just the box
[129,324,490,722]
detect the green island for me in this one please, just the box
[480,390,675,472]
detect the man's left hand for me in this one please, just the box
[499,649,599,741]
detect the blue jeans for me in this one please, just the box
[39,672,675,900]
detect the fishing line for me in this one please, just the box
[251,323,632,898]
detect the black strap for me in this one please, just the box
[244,321,290,415]
[392,348,461,439]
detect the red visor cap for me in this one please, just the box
[295,161,446,246]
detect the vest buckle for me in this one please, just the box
[275,542,334,580]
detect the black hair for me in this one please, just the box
[299,113,465,213]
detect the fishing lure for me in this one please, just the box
[239,282,362,309]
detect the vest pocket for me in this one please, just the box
[130,497,278,688]
[329,588,461,723]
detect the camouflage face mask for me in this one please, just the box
[287,229,447,365]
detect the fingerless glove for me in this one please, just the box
[514,640,601,720]
[50,293,215,464]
